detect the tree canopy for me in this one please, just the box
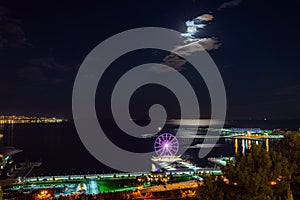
[197,144,292,200]
[273,132,300,199]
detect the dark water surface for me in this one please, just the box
[0,120,298,175]
[0,122,112,175]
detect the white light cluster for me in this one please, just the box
[181,13,213,41]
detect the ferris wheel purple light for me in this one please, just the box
[154,133,179,157]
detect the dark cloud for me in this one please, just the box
[18,57,77,85]
[196,14,214,21]
[218,0,242,11]
[161,54,186,72]
[165,11,220,72]
[147,55,186,73]
[197,38,221,50]
[0,6,29,49]
[157,38,221,72]
[29,57,74,72]
[174,38,221,55]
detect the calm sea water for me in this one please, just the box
[0,122,112,176]
[0,120,298,176]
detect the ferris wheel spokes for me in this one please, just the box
[154,133,179,157]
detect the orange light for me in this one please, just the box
[270,181,277,186]
[223,178,229,184]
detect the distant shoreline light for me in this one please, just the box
[0,115,68,124]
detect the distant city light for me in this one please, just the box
[0,115,67,124]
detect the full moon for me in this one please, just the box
[187,26,197,34]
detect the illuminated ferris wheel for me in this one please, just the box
[154,133,179,157]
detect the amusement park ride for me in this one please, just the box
[151,133,200,172]
[154,133,179,157]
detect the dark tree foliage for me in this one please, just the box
[273,132,300,200]
[196,175,224,200]
[197,145,291,200]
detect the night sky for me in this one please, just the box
[0,0,299,120]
